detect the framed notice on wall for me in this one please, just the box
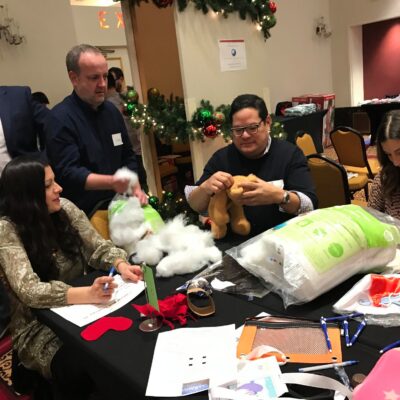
[218,39,247,72]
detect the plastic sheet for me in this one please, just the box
[227,205,400,307]
[191,254,270,299]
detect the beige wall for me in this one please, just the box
[131,2,184,101]
[174,0,333,180]
[0,0,77,106]
[330,0,400,106]
[71,4,126,47]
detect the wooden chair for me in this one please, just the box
[295,131,317,156]
[330,126,380,179]
[296,130,369,199]
[307,154,367,208]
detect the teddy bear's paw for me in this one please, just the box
[231,220,251,236]
[211,221,227,239]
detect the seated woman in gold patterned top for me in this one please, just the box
[0,155,143,399]
[369,110,400,219]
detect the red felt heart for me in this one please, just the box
[81,316,133,341]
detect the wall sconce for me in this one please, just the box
[315,16,332,38]
[0,4,24,45]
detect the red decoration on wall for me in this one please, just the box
[98,11,110,29]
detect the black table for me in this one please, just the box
[361,102,400,145]
[35,259,400,400]
[274,110,327,153]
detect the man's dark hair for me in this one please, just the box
[109,67,124,80]
[229,94,269,123]
[32,91,49,105]
[107,71,116,89]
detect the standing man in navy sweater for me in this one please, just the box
[46,44,147,215]
[188,94,317,237]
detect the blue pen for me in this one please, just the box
[103,266,116,291]
[323,312,364,322]
[380,339,400,354]
[349,318,367,346]
[320,317,332,352]
[342,320,350,347]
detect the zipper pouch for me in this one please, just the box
[237,315,342,364]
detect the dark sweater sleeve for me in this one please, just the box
[284,146,318,208]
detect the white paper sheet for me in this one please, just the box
[219,40,247,72]
[51,275,144,327]
[209,357,287,400]
[146,325,237,397]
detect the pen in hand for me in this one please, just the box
[103,266,116,291]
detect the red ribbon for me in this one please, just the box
[132,293,193,329]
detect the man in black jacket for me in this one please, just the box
[188,94,317,237]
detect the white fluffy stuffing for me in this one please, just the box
[136,214,222,277]
[109,196,151,256]
[113,167,138,194]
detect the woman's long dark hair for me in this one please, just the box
[0,156,83,281]
[376,110,400,199]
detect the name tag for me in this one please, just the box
[112,133,123,146]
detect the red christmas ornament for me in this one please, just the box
[203,124,218,139]
[268,1,277,13]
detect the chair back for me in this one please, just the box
[307,154,351,208]
[330,126,374,177]
[90,210,110,240]
[295,131,317,156]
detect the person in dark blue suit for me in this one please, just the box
[0,86,49,172]
[0,85,49,339]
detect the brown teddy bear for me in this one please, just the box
[208,174,258,239]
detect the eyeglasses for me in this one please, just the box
[230,120,263,137]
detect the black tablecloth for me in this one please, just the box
[274,110,327,153]
[35,258,400,400]
[361,102,400,145]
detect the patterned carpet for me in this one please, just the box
[322,143,377,202]
[0,336,25,399]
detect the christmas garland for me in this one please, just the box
[123,88,287,143]
[118,0,277,40]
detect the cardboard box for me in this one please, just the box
[292,93,335,148]
[291,95,311,106]
[309,94,335,147]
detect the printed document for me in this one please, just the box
[51,275,144,327]
[146,325,237,397]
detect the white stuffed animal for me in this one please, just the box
[108,168,151,256]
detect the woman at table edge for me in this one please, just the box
[368,110,400,219]
[0,155,143,399]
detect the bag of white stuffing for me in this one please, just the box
[232,205,400,307]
